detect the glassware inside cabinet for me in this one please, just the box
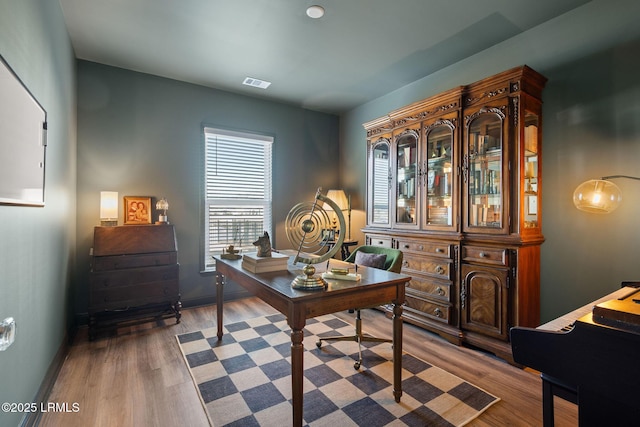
[426,124,453,226]
[524,112,539,228]
[371,142,390,224]
[467,113,502,228]
[395,131,418,225]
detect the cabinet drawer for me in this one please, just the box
[462,246,508,266]
[405,295,451,324]
[92,252,177,271]
[366,235,393,248]
[402,253,453,280]
[396,238,452,258]
[89,281,179,311]
[406,277,452,302]
[90,264,179,289]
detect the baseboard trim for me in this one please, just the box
[20,330,72,427]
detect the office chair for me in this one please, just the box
[316,245,403,369]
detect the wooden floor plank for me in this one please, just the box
[39,297,578,426]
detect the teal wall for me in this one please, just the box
[75,61,340,313]
[2,1,640,424]
[340,0,640,322]
[0,1,77,426]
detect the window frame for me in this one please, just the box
[202,126,273,272]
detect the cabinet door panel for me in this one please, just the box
[423,121,456,230]
[367,138,391,227]
[461,264,509,340]
[463,102,510,234]
[394,129,419,228]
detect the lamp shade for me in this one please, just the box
[573,179,622,213]
[100,191,118,219]
[325,189,348,211]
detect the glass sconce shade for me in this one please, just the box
[100,191,118,225]
[573,179,622,214]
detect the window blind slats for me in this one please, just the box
[203,129,273,269]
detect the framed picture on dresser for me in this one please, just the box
[124,196,152,225]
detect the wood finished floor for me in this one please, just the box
[40,298,577,426]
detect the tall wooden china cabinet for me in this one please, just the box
[364,66,546,360]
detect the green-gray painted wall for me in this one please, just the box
[341,0,640,323]
[75,61,340,314]
[0,1,76,426]
[2,1,640,425]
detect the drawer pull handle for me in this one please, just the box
[435,248,444,253]
[378,241,384,245]
[479,252,487,258]
[404,244,410,249]
[435,266,444,274]
[434,308,443,318]
[436,286,445,296]
[418,245,424,251]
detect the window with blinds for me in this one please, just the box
[203,127,273,270]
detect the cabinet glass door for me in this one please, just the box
[425,124,453,227]
[395,130,418,226]
[524,111,539,229]
[370,140,390,225]
[467,113,503,229]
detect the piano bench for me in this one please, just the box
[541,374,577,427]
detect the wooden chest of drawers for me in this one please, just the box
[88,225,181,339]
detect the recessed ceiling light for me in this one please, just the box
[242,77,271,89]
[306,5,325,19]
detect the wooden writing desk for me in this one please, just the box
[214,255,410,426]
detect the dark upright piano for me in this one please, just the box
[511,285,640,427]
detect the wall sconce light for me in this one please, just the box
[100,191,118,226]
[326,189,351,240]
[156,197,169,224]
[573,175,640,213]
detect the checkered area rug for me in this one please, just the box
[176,313,499,426]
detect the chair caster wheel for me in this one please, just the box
[316,340,322,348]
[354,361,361,370]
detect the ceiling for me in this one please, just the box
[58,0,589,114]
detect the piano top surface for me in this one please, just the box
[537,286,640,332]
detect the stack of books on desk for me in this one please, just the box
[241,251,289,273]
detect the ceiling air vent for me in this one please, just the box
[242,77,271,89]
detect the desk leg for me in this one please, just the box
[392,302,403,403]
[290,325,305,427]
[216,272,224,340]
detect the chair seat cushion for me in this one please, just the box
[354,251,387,270]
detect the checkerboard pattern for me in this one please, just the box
[177,313,499,426]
